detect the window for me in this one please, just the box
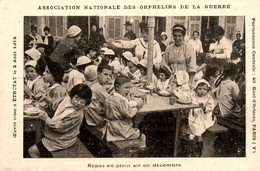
[188,16,201,37]
[190,24,200,35]
[190,16,200,21]
[227,16,236,24]
[174,16,186,26]
[49,16,64,37]
[174,16,185,20]
[108,17,122,39]
[24,16,38,35]
[226,16,237,37]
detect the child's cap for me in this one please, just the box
[122,51,133,60]
[138,59,148,68]
[128,57,139,66]
[25,60,37,68]
[100,47,108,52]
[67,25,81,38]
[194,79,211,90]
[84,65,98,81]
[25,48,41,61]
[174,71,189,86]
[104,49,115,56]
[159,65,173,78]
[76,56,92,66]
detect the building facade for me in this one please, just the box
[24,16,245,43]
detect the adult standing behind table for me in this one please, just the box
[162,24,196,88]
[89,25,99,50]
[124,21,136,40]
[98,28,106,48]
[49,25,83,71]
[188,31,203,54]
[206,26,232,60]
[114,22,162,69]
[159,32,170,53]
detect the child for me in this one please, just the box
[203,63,221,89]
[127,57,141,83]
[137,59,158,87]
[117,51,133,76]
[215,62,240,117]
[24,48,41,64]
[84,65,98,82]
[105,49,121,75]
[83,62,112,127]
[39,59,68,116]
[86,48,97,61]
[167,71,191,103]
[24,60,47,100]
[188,79,215,156]
[29,84,92,158]
[157,65,172,91]
[67,56,92,92]
[41,26,54,49]
[102,75,146,148]
[94,47,108,64]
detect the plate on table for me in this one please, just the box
[157,90,172,97]
[132,89,149,98]
[112,41,133,49]
[24,107,41,116]
[176,97,192,104]
[144,85,155,90]
[24,99,33,105]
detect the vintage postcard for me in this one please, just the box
[0,0,259,170]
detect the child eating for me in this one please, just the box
[67,56,92,92]
[24,60,47,100]
[188,79,215,156]
[127,57,141,83]
[137,59,158,87]
[118,51,133,76]
[39,59,67,117]
[157,65,172,91]
[102,75,146,148]
[167,71,191,103]
[28,84,92,158]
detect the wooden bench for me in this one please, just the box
[85,126,142,157]
[51,137,94,158]
[201,124,228,157]
[217,116,245,133]
[207,123,228,134]
[108,139,141,157]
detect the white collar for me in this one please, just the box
[48,82,60,91]
[27,75,41,89]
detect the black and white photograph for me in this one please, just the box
[23,15,246,158]
[0,0,259,170]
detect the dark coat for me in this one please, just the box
[124,30,136,40]
[49,37,82,70]
[42,35,54,49]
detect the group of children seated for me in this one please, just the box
[24,46,245,157]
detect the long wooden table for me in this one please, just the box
[136,94,199,157]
